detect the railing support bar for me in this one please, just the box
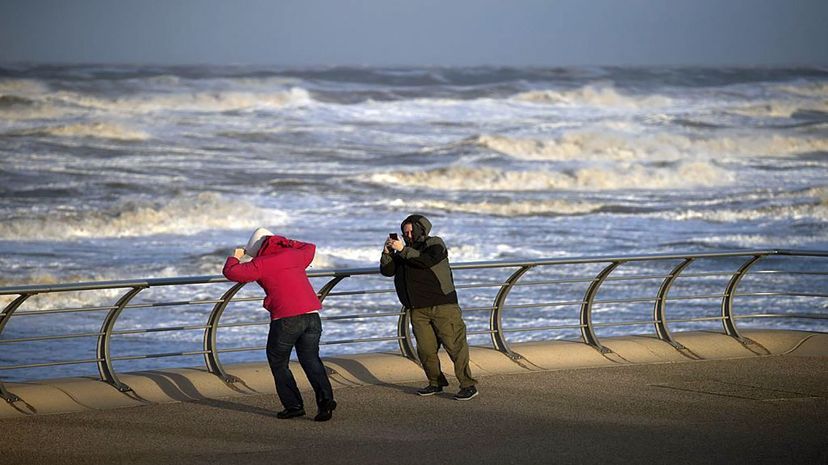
[654,258,694,349]
[490,265,534,359]
[0,294,33,403]
[204,282,247,383]
[722,255,763,342]
[317,275,348,303]
[396,306,417,361]
[580,262,620,353]
[97,287,145,392]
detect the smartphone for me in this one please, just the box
[389,233,398,240]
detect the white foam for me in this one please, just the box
[775,82,828,98]
[400,198,601,216]
[727,101,828,118]
[367,161,728,192]
[0,193,289,240]
[470,132,828,162]
[0,78,49,95]
[314,246,377,268]
[447,244,486,261]
[668,189,828,223]
[0,272,124,309]
[687,233,823,248]
[0,104,71,121]
[514,84,672,108]
[19,121,150,141]
[47,87,313,113]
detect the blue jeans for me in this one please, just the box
[266,312,334,410]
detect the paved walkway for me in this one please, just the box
[2,354,826,465]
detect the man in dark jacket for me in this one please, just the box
[380,214,478,400]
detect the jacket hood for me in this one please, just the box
[241,227,274,262]
[401,214,432,243]
[257,235,291,257]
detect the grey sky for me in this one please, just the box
[1,0,826,66]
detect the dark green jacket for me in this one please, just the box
[380,215,458,309]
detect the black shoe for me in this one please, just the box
[276,407,306,419]
[314,400,337,422]
[454,386,478,401]
[417,385,443,396]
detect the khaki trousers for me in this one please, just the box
[409,303,478,389]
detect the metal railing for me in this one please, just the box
[1,248,826,404]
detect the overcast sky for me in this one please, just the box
[1,0,826,67]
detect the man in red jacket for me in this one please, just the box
[223,230,336,421]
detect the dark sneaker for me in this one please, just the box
[417,385,443,396]
[276,407,306,419]
[454,386,478,401]
[314,400,337,422]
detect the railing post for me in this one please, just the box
[317,275,348,303]
[203,282,246,383]
[580,262,620,353]
[0,294,32,403]
[653,258,694,349]
[396,306,417,361]
[97,287,145,392]
[722,255,763,342]
[490,265,534,359]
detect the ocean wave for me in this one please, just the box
[0,80,72,120]
[468,132,828,161]
[775,82,828,98]
[392,198,601,216]
[366,161,727,191]
[682,233,823,248]
[10,122,150,141]
[727,101,828,119]
[668,188,828,223]
[0,95,36,108]
[314,246,381,268]
[0,78,49,95]
[0,273,125,310]
[514,84,672,108]
[0,193,289,240]
[46,87,312,113]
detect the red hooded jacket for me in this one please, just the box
[222,235,322,320]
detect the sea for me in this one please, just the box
[1,65,826,381]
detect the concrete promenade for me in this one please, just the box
[1,330,826,464]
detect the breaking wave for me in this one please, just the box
[668,187,828,222]
[368,162,728,191]
[0,78,49,95]
[0,193,289,240]
[468,133,828,161]
[727,101,828,119]
[46,87,313,113]
[514,84,672,108]
[11,122,150,141]
[392,198,601,216]
[775,82,828,98]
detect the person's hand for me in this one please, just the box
[232,248,245,259]
[383,239,393,254]
[389,238,404,252]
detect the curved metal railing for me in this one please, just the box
[1,248,826,403]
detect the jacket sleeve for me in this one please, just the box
[380,251,396,276]
[398,238,448,269]
[222,257,262,283]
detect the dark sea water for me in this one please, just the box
[1,65,826,380]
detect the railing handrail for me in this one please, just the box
[3,248,827,296]
[1,248,826,404]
